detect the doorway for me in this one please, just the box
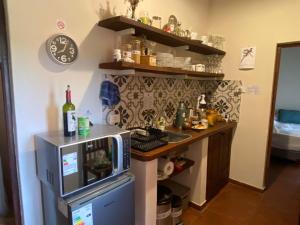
[264,41,300,187]
[0,0,22,224]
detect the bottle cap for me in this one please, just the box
[200,94,206,104]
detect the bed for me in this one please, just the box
[272,109,300,161]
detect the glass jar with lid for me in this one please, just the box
[121,43,133,62]
[131,39,141,64]
[152,16,162,29]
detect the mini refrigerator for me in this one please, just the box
[35,125,135,225]
[41,173,134,225]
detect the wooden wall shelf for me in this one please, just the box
[170,158,195,177]
[98,16,226,56]
[99,62,224,78]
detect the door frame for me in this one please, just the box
[0,0,23,224]
[264,41,300,187]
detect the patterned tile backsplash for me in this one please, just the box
[102,75,242,129]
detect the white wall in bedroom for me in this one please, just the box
[276,47,300,111]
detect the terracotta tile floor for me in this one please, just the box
[182,158,300,225]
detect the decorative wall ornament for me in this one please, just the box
[103,75,242,129]
[239,47,256,70]
[125,0,143,19]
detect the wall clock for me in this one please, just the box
[46,34,78,65]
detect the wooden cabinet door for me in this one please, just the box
[206,128,233,201]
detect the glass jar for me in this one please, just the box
[152,16,162,29]
[163,15,178,33]
[131,39,141,64]
[155,111,167,131]
[121,43,132,62]
[139,11,152,25]
[113,49,121,62]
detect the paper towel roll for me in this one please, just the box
[158,158,174,176]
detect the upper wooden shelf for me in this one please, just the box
[99,61,224,78]
[98,16,226,56]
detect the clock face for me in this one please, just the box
[46,34,78,65]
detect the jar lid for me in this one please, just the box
[152,16,162,20]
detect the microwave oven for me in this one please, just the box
[36,124,131,197]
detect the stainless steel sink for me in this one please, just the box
[161,130,192,143]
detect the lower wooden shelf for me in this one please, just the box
[170,158,195,177]
[99,61,224,78]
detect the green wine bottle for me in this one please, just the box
[63,85,76,137]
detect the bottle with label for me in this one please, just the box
[63,85,76,137]
[198,94,208,127]
[200,94,207,113]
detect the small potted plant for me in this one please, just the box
[125,0,143,20]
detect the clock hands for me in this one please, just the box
[57,43,68,54]
[47,34,78,65]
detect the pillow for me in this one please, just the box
[278,109,300,124]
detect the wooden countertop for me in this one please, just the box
[131,122,237,161]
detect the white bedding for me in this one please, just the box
[273,121,300,137]
[272,121,300,152]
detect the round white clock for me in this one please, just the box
[46,34,78,65]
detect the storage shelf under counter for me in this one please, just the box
[130,121,237,225]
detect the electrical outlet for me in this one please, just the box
[246,85,261,95]
[108,113,120,125]
[240,86,247,93]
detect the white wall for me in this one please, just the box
[4,0,210,224]
[276,47,300,111]
[207,0,300,189]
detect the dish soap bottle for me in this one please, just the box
[175,101,186,129]
[155,110,167,131]
[198,94,208,127]
[63,85,76,137]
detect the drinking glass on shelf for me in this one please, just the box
[216,36,225,50]
[205,55,213,73]
[216,55,223,74]
[210,35,225,50]
[213,55,219,73]
[205,55,223,74]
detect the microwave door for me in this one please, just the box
[60,136,119,196]
[67,176,134,225]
